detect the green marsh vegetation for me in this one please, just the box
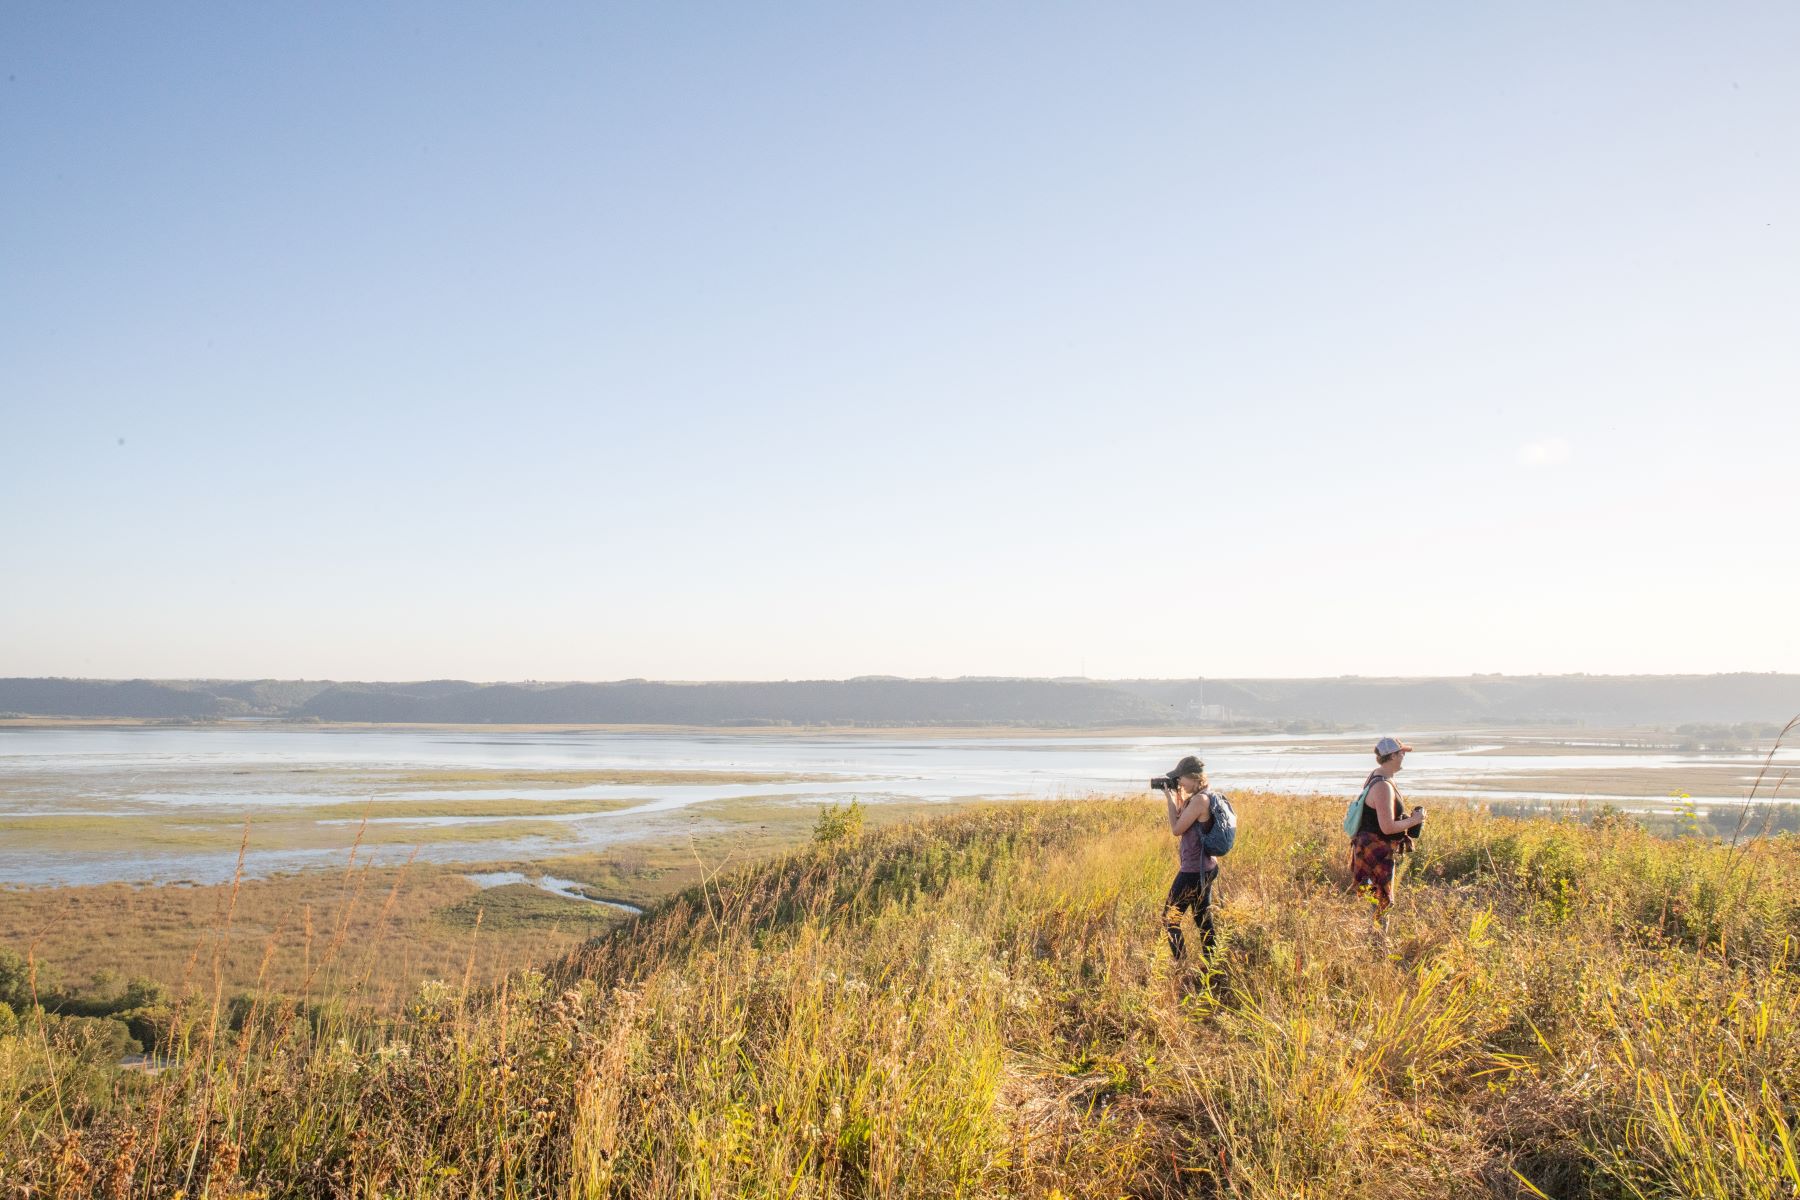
[0,812,586,856]
[0,796,922,1017]
[434,884,634,934]
[304,797,637,821]
[0,764,836,860]
[4,791,1799,1198]
[368,769,842,790]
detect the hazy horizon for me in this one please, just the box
[5,4,1796,681]
[7,670,1800,685]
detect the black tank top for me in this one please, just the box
[1356,771,1404,838]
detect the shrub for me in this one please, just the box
[115,1005,174,1054]
[43,1014,139,1064]
[119,975,169,1011]
[812,797,866,844]
[0,947,38,1012]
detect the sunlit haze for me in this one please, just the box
[4,4,1796,680]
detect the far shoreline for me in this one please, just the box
[0,716,1333,739]
[0,717,1726,747]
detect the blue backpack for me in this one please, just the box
[1200,792,1237,857]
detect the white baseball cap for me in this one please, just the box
[1375,736,1413,756]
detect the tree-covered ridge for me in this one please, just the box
[4,672,1800,725]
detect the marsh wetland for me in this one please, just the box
[2,721,1794,1007]
[2,722,1796,887]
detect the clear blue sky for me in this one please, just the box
[3,4,1796,681]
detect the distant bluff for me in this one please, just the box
[3,674,1798,727]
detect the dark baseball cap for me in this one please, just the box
[1168,755,1205,779]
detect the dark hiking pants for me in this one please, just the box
[1163,866,1219,960]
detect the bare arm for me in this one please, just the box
[1171,790,1212,835]
[1369,780,1422,835]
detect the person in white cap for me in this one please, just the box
[1348,736,1425,920]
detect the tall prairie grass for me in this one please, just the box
[3,793,1797,1197]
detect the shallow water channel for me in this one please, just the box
[462,871,644,914]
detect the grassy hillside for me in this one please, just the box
[4,795,1798,1198]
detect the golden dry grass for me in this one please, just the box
[4,793,1798,1198]
[0,796,938,1008]
[0,863,603,1013]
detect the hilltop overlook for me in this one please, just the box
[7,794,1797,1197]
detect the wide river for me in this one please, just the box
[1,725,1792,886]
